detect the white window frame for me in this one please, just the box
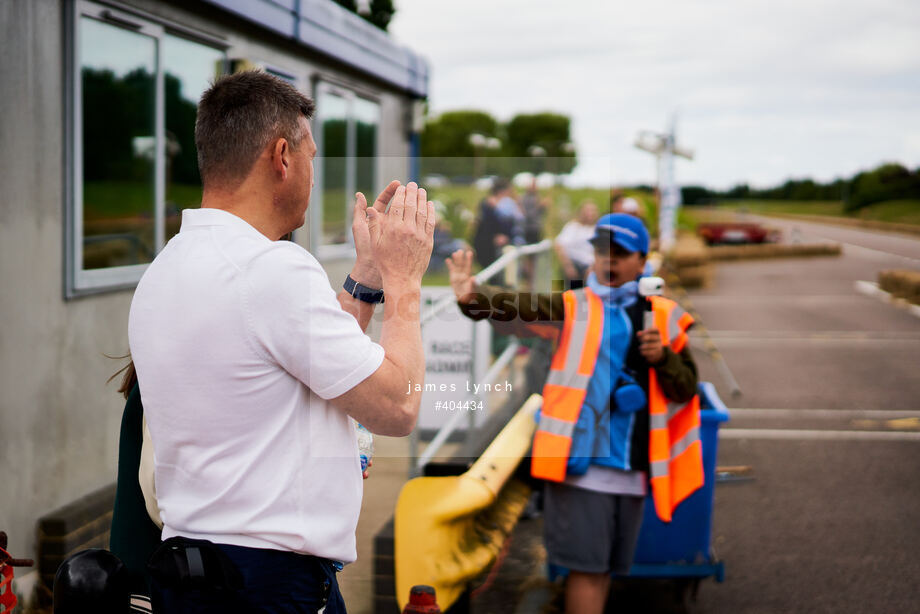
[312,82,381,261]
[66,0,226,296]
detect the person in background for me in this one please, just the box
[554,201,599,289]
[521,177,548,244]
[615,196,642,218]
[428,202,468,273]
[445,213,702,614]
[472,178,516,270]
[495,183,526,246]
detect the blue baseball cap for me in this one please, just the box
[590,213,650,254]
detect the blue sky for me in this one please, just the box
[389,0,920,189]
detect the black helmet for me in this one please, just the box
[53,549,130,614]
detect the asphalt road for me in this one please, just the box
[685,218,920,614]
[470,218,920,614]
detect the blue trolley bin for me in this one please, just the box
[629,381,730,582]
[548,382,730,586]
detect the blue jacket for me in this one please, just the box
[566,298,637,474]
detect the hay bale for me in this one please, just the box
[708,243,841,261]
[664,234,712,289]
[669,234,709,268]
[674,264,714,289]
[879,270,920,305]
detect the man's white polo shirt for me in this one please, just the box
[128,208,384,563]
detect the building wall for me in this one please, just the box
[0,0,415,592]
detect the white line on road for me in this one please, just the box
[720,428,920,442]
[690,336,920,347]
[727,408,920,419]
[693,330,920,340]
[689,295,864,304]
[839,242,920,267]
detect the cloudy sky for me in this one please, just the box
[388,0,920,189]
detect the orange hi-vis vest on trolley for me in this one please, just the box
[530,288,704,522]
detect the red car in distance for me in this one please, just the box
[697,222,778,245]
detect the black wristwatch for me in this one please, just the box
[344,274,385,304]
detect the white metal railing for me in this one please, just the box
[408,240,554,477]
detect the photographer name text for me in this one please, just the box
[406,380,513,395]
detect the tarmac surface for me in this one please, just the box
[340,216,920,613]
[684,216,920,614]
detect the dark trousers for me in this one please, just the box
[152,543,347,614]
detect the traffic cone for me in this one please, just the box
[403,584,441,614]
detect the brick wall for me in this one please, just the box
[36,484,116,593]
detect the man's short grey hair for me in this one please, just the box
[195,70,316,189]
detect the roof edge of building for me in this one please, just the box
[200,0,429,98]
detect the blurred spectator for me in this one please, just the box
[522,178,548,244]
[428,202,468,272]
[554,201,599,289]
[495,186,526,246]
[472,178,516,268]
[616,197,642,217]
[609,190,624,212]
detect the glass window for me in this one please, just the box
[71,3,225,293]
[265,67,296,84]
[354,97,379,209]
[163,34,224,240]
[320,93,349,246]
[316,88,380,250]
[80,16,157,270]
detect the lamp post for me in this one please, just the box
[527,145,546,177]
[558,142,575,185]
[530,140,574,185]
[634,119,693,252]
[469,133,501,180]
[469,133,485,180]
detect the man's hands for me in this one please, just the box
[368,182,435,288]
[445,249,476,303]
[638,328,666,365]
[351,180,401,288]
[332,182,434,437]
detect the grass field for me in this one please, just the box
[695,199,920,227]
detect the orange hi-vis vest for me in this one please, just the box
[530,288,704,522]
[646,295,704,522]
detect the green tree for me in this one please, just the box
[847,163,920,211]
[82,67,155,183]
[680,185,713,205]
[164,73,202,186]
[420,110,502,179]
[726,183,751,199]
[332,0,395,31]
[505,112,577,175]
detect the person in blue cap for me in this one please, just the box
[446,213,699,614]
